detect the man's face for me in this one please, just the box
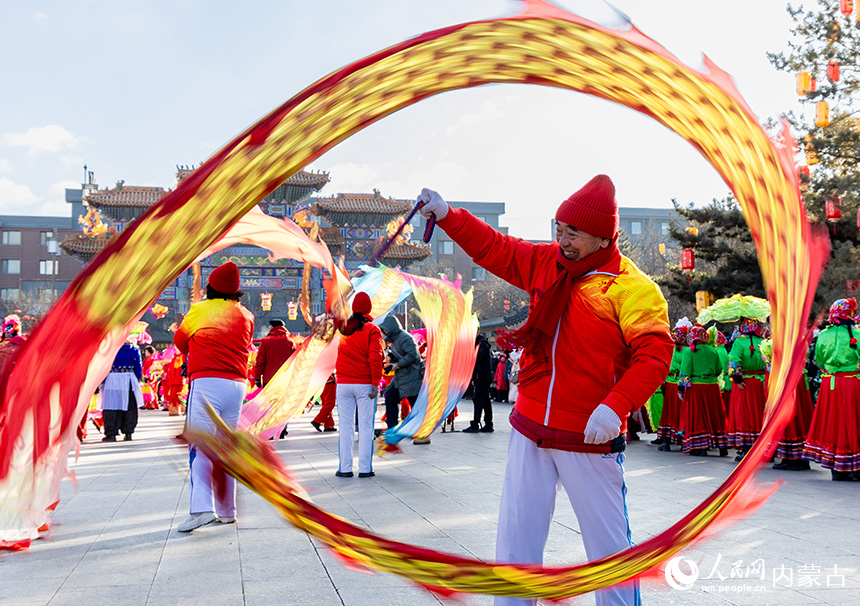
[555,221,610,261]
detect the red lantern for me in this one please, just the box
[840,0,853,15]
[826,196,842,222]
[681,249,695,271]
[798,165,810,191]
[827,60,841,83]
[809,77,817,93]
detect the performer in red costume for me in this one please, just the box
[418,175,673,606]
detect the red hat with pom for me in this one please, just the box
[555,174,619,239]
[208,262,240,294]
[352,292,372,315]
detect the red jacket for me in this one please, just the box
[438,208,672,434]
[336,318,385,386]
[253,326,296,386]
[174,299,255,382]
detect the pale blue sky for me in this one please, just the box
[0,1,806,239]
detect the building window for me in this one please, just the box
[0,288,19,301]
[1,259,20,274]
[439,240,455,255]
[661,222,670,236]
[630,221,642,235]
[471,266,486,281]
[40,259,59,275]
[2,231,21,245]
[40,231,53,246]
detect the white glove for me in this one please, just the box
[583,404,621,444]
[416,188,449,221]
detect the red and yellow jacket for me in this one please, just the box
[174,299,255,382]
[438,208,672,434]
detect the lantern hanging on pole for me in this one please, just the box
[684,226,699,237]
[681,249,695,271]
[287,301,299,321]
[826,196,842,222]
[799,165,810,191]
[809,77,817,93]
[816,101,830,128]
[658,243,666,255]
[826,20,841,42]
[261,292,273,311]
[796,71,811,96]
[827,60,841,83]
[805,135,819,165]
[840,0,853,15]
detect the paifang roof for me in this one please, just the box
[313,192,413,215]
[86,183,168,208]
[59,233,112,254]
[382,242,432,260]
[286,170,330,188]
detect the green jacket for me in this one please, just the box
[678,344,722,387]
[728,335,766,376]
[665,348,683,384]
[814,325,860,375]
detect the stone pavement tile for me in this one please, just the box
[145,593,244,606]
[243,577,341,606]
[795,587,860,606]
[238,529,329,581]
[0,577,66,604]
[337,584,448,606]
[61,544,163,588]
[40,585,152,606]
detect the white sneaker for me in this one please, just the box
[177,512,216,532]
[216,516,236,524]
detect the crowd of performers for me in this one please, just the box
[652,297,860,481]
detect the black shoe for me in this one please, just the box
[719,448,729,457]
[102,436,117,442]
[311,421,322,432]
[358,471,375,478]
[374,428,383,438]
[689,449,708,456]
[657,442,671,452]
[324,427,337,432]
[462,422,481,433]
[335,471,354,478]
[124,434,132,441]
[479,423,494,433]
[650,437,663,445]
[734,450,746,462]
[831,470,853,481]
[629,432,640,441]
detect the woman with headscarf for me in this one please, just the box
[174,262,255,531]
[726,317,768,462]
[677,324,728,456]
[803,298,860,481]
[656,322,688,452]
[335,292,385,478]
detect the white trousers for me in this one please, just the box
[336,383,376,474]
[495,430,640,606]
[186,377,245,516]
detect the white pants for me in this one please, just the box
[336,383,376,474]
[495,430,640,606]
[186,377,245,516]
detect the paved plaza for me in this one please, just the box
[1,402,858,606]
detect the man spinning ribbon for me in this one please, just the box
[417,175,673,606]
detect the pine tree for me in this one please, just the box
[768,0,860,294]
[657,196,765,302]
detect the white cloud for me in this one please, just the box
[0,159,12,174]
[3,125,82,156]
[0,178,40,213]
[32,12,48,21]
[444,102,506,136]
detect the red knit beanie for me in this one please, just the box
[555,174,619,239]
[208,262,240,294]
[352,292,372,315]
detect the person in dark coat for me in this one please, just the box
[465,334,494,433]
[379,316,425,444]
[253,320,296,387]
